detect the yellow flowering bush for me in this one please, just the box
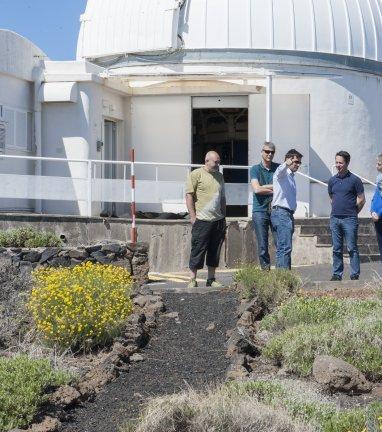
[28,262,133,350]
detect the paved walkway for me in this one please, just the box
[60,290,238,432]
[147,261,382,293]
[58,261,381,431]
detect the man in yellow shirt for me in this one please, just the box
[185,151,226,288]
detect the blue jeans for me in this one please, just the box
[252,211,277,269]
[330,216,360,278]
[271,207,294,270]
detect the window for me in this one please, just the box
[15,111,27,150]
[3,108,14,149]
[0,105,33,151]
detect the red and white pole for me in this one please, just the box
[130,149,137,244]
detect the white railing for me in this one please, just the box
[331,165,376,186]
[0,154,334,217]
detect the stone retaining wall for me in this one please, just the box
[0,241,149,287]
[0,214,362,271]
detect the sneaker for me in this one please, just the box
[350,274,359,280]
[187,278,198,288]
[330,275,342,281]
[206,278,223,288]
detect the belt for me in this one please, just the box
[272,205,295,215]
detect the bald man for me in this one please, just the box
[185,151,227,288]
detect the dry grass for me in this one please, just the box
[123,385,312,432]
[0,264,33,351]
[123,380,382,432]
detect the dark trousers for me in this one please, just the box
[189,219,226,270]
[252,211,277,269]
[374,219,382,264]
[330,216,360,278]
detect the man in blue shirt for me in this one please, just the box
[250,142,279,270]
[328,151,365,281]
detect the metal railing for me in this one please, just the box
[331,165,376,186]
[2,154,371,217]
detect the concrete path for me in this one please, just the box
[147,261,382,293]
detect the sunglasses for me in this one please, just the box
[263,149,275,155]
[292,160,301,165]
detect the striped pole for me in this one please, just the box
[130,149,137,244]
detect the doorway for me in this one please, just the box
[101,120,117,217]
[192,107,248,217]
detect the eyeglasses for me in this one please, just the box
[292,160,301,165]
[263,150,275,155]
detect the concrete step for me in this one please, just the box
[315,234,378,245]
[315,240,379,253]
[300,225,374,236]
[295,218,330,226]
[360,254,381,263]
[296,218,373,227]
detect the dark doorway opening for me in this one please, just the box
[192,108,248,217]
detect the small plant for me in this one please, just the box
[28,262,134,350]
[234,265,302,310]
[0,226,61,248]
[0,355,70,431]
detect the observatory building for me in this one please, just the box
[1,0,382,217]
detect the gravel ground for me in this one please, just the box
[60,289,238,432]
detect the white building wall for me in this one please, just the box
[130,95,192,212]
[269,72,382,216]
[0,73,35,211]
[41,81,127,216]
[249,94,310,217]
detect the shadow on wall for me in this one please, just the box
[310,148,333,182]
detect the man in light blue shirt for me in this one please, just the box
[271,149,303,269]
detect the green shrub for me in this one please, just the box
[0,356,70,431]
[0,227,61,248]
[234,265,302,310]
[227,380,382,432]
[28,262,134,350]
[260,297,381,332]
[261,297,382,379]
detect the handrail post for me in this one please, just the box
[123,164,127,202]
[87,160,92,217]
[130,149,137,244]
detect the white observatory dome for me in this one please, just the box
[77,0,382,64]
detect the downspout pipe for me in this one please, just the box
[266,75,273,143]
[32,59,44,214]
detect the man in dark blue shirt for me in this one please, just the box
[250,142,280,270]
[328,151,365,281]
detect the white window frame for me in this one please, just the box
[0,104,33,152]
